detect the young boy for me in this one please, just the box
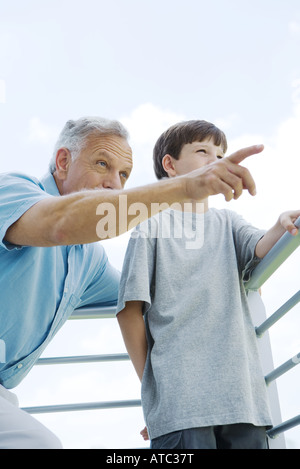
[116,120,300,449]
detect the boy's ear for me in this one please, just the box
[54,148,72,181]
[162,154,177,177]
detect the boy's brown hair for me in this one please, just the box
[153,120,228,179]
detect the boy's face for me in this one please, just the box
[163,137,225,177]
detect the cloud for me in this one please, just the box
[291,79,300,110]
[0,79,5,104]
[214,113,240,131]
[28,117,59,145]
[212,79,300,224]
[120,102,185,146]
[119,103,186,188]
[288,21,300,36]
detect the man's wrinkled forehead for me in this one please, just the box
[84,133,132,160]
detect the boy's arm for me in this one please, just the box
[255,210,300,259]
[117,301,147,382]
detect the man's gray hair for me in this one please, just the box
[49,116,129,174]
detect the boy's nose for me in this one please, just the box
[207,154,219,164]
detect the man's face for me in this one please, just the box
[56,133,133,195]
[167,137,225,177]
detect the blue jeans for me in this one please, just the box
[150,424,268,449]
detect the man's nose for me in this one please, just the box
[102,172,122,190]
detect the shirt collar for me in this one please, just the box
[41,172,60,196]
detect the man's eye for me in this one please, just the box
[120,171,128,179]
[97,161,107,167]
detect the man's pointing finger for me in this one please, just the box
[227,144,264,165]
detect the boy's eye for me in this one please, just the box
[197,149,206,154]
[217,155,224,159]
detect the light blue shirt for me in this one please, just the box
[0,172,120,389]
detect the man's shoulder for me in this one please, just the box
[0,171,44,189]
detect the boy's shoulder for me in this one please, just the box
[209,207,247,221]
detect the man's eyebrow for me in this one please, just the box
[96,150,133,171]
[96,149,111,158]
[97,149,132,159]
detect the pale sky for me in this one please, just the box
[1,0,300,449]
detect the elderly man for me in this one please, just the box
[0,116,263,448]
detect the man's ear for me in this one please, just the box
[54,148,72,180]
[162,154,177,177]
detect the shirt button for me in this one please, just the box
[17,363,23,369]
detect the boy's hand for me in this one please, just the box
[255,209,300,258]
[184,144,264,202]
[140,426,149,441]
[278,210,300,236]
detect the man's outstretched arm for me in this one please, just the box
[5,144,263,247]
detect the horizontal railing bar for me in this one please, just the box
[23,399,142,415]
[36,353,130,366]
[71,305,116,320]
[256,290,300,337]
[265,352,300,385]
[267,415,300,439]
[245,216,300,291]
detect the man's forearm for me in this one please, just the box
[5,144,264,247]
[5,176,187,247]
[62,143,263,244]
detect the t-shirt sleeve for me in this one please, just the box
[116,221,156,315]
[0,173,52,251]
[231,211,266,284]
[78,248,121,308]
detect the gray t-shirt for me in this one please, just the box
[117,208,273,439]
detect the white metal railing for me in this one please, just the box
[244,216,300,442]
[22,217,300,446]
[22,306,140,415]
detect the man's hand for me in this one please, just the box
[184,144,264,202]
[4,145,264,247]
